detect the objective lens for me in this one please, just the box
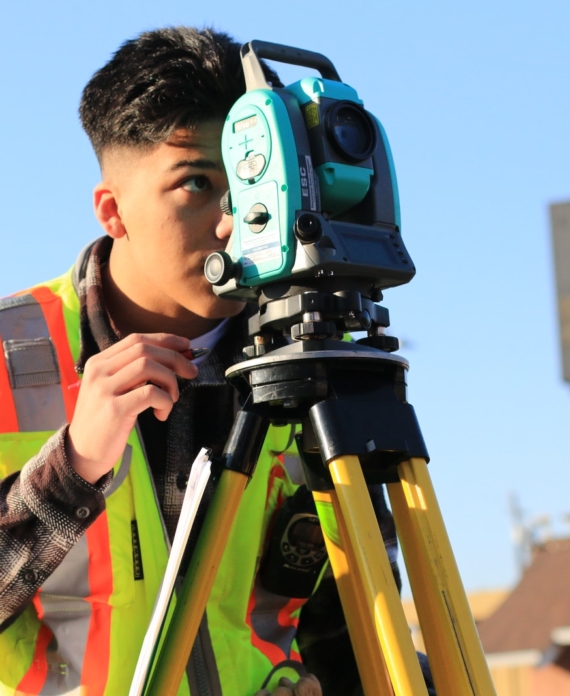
[326,101,376,163]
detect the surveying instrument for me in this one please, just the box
[143,41,496,695]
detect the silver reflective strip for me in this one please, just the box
[0,295,51,340]
[42,687,86,696]
[0,294,41,311]
[39,534,92,694]
[11,381,67,432]
[283,454,305,486]
[0,294,67,431]
[104,445,133,498]
[34,442,134,694]
[250,580,297,658]
[41,534,91,599]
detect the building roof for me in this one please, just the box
[478,537,570,655]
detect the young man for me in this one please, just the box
[0,26,430,696]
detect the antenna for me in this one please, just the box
[509,492,531,574]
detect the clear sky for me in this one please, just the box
[1,0,569,598]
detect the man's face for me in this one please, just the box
[98,121,244,335]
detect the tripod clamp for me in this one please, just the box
[226,338,429,486]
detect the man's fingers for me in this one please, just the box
[277,675,322,696]
[84,333,199,382]
[123,339,199,380]
[253,674,322,696]
[292,675,322,696]
[119,382,176,421]
[114,358,180,400]
[66,333,201,484]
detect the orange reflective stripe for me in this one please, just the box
[81,514,114,693]
[82,603,112,694]
[15,624,52,694]
[0,335,18,432]
[32,589,45,621]
[13,285,113,693]
[29,286,78,420]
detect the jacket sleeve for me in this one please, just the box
[0,426,110,630]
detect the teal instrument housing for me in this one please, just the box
[314,162,372,218]
[287,77,400,225]
[222,90,301,285]
[205,40,415,304]
[373,116,401,231]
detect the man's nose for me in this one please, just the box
[215,211,233,241]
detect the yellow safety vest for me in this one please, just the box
[0,269,312,695]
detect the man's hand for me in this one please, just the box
[66,333,198,484]
[255,674,322,696]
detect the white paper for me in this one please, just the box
[129,447,212,696]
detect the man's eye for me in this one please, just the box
[181,175,210,192]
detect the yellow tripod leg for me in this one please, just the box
[313,490,394,695]
[146,469,248,696]
[388,458,496,696]
[328,456,428,696]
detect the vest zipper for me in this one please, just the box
[136,422,172,552]
[188,618,214,696]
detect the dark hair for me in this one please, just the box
[80,26,281,162]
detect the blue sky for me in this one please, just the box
[1,0,569,598]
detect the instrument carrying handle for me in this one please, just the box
[240,40,342,91]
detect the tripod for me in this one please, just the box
[142,324,496,695]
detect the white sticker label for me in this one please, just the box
[241,231,281,268]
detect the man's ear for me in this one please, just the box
[93,183,127,239]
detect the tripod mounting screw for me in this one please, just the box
[357,310,372,330]
[291,320,337,341]
[356,334,400,352]
[295,213,322,244]
[243,338,268,359]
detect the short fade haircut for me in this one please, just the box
[79,26,281,162]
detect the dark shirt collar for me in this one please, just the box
[75,236,118,373]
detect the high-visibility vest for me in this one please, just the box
[0,269,313,696]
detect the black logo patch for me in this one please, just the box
[131,520,144,581]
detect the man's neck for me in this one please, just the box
[100,263,222,340]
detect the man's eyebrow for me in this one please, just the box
[168,158,223,172]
